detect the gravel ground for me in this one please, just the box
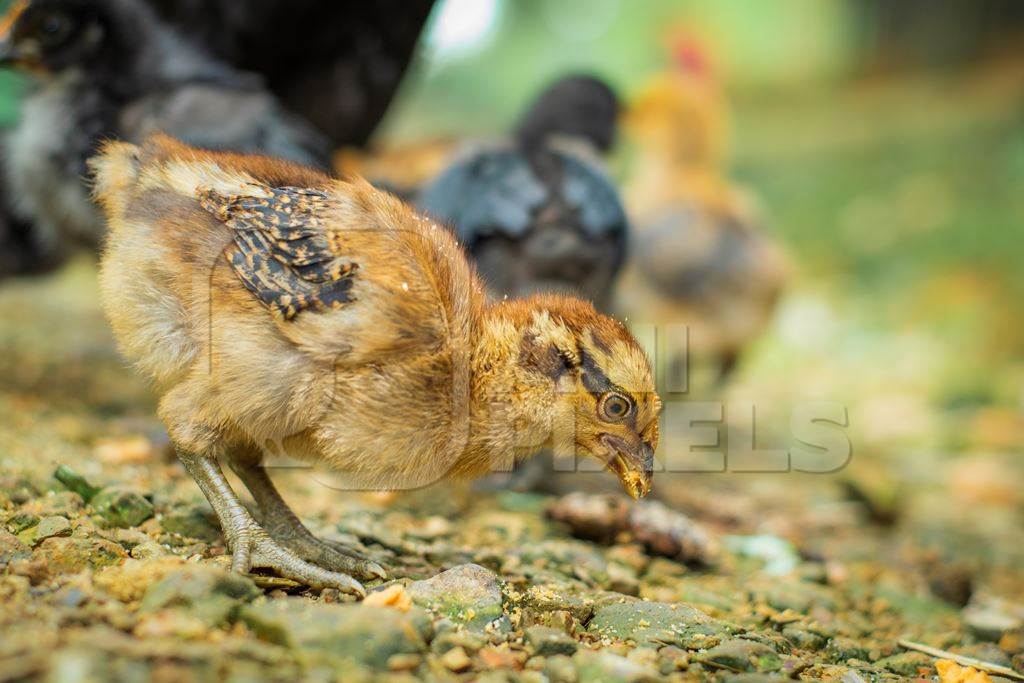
[1,262,1022,683]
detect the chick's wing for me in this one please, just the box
[198,185,357,320]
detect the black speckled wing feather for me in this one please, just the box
[198,186,357,320]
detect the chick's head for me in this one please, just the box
[0,0,109,75]
[519,298,661,499]
[623,71,728,170]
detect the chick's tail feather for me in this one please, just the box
[89,140,143,222]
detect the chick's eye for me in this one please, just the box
[37,12,71,44]
[601,393,632,421]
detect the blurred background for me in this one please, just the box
[4,0,1021,479]
[1,1,1023,677]
[384,0,1024,471]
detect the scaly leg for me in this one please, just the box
[228,458,386,581]
[176,449,365,595]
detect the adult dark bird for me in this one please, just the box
[418,75,628,310]
[146,0,436,147]
[0,0,331,263]
[92,134,660,593]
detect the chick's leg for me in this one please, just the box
[228,458,386,581]
[175,449,366,595]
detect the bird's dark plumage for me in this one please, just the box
[418,75,628,308]
[0,0,332,265]
[515,74,620,154]
[0,192,58,277]
[147,0,436,147]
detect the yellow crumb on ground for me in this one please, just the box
[363,583,412,611]
[936,659,994,683]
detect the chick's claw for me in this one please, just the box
[273,533,387,582]
[229,524,366,596]
[319,543,388,582]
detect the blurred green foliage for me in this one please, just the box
[0,71,25,126]
[383,1,1024,363]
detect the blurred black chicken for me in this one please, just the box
[0,0,331,269]
[418,75,628,309]
[146,0,436,147]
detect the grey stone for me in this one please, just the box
[963,602,1023,641]
[520,584,595,624]
[239,599,431,669]
[699,639,783,673]
[587,598,730,648]
[525,625,578,656]
[572,650,660,683]
[160,504,221,542]
[141,564,260,626]
[543,654,579,683]
[91,487,155,528]
[825,637,871,663]
[407,563,505,630]
[32,515,72,545]
[782,626,827,651]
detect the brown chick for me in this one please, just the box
[624,35,731,184]
[618,41,788,386]
[90,135,661,595]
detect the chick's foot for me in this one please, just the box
[228,522,367,595]
[229,459,387,582]
[176,449,366,595]
[273,532,386,582]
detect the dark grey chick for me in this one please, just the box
[418,75,628,310]
[0,0,332,261]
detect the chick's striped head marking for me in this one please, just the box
[519,296,661,499]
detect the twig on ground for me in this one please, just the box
[898,639,1024,681]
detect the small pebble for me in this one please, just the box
[440,646,472,672]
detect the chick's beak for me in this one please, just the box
[599,434,653,500]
